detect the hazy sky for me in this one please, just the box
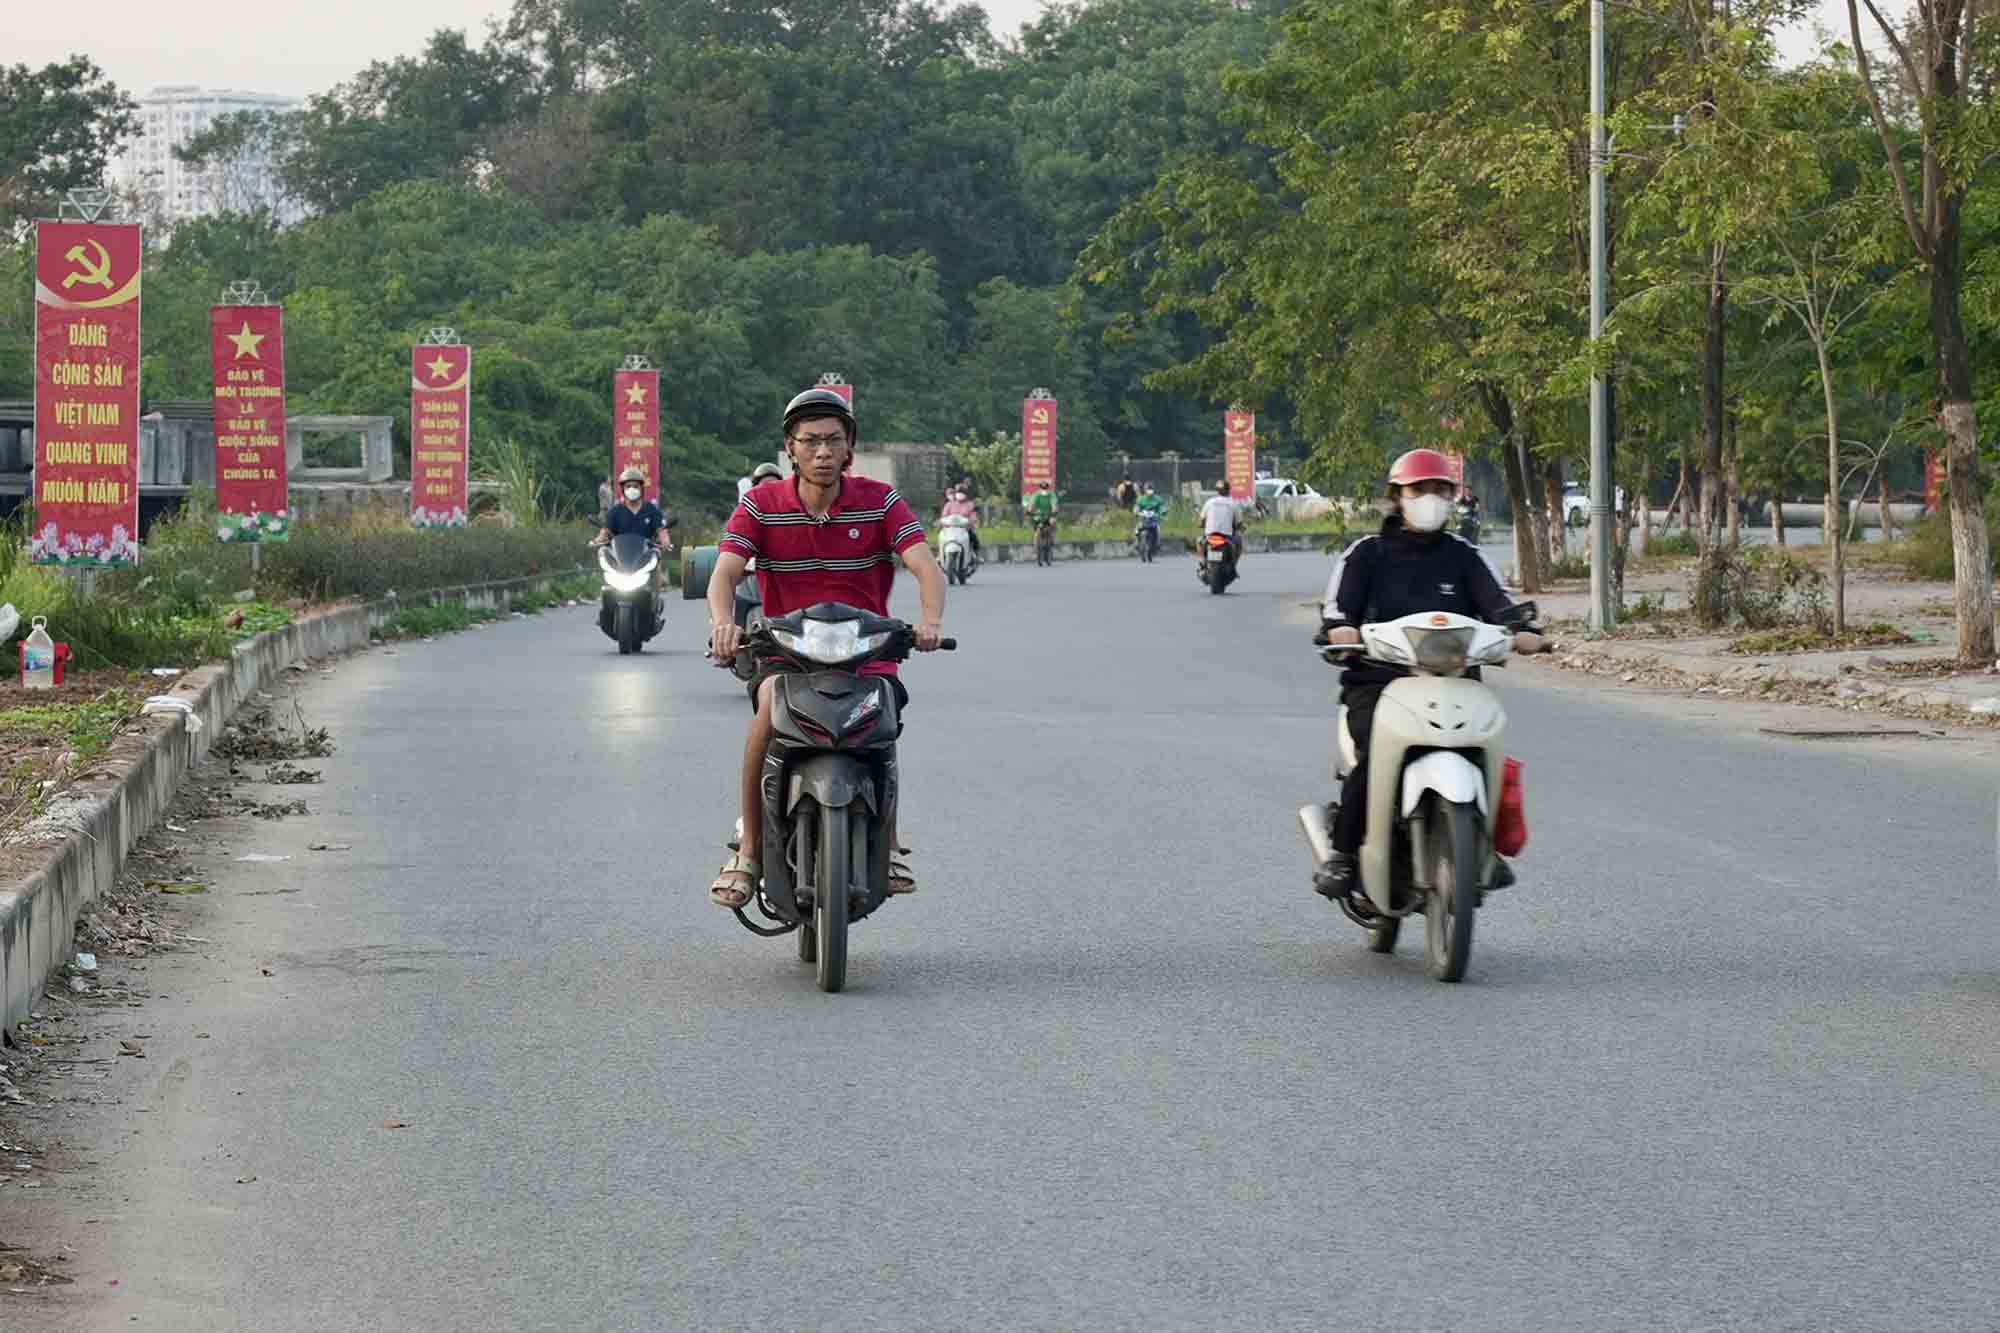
[15,0,1054,100]
[10,0,1877,102]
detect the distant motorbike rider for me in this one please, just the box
[1199,480,1240,563]
[704,388,947,908]
[594,466,675,591]
[1314,449,1546,909]
[1026,479,1058,526]
[1135,482,1169,523]
[940,486,981,556]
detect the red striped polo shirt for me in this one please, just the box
[723,476,927,671]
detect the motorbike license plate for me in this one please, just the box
[1206,548,1222,561]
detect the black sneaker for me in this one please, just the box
[1313,849,1358,903]
[1490,858,1516,890]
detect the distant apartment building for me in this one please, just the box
[109,85,304,225]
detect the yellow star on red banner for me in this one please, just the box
[624,382,648,405]
[427,353,456,381]
[226,322,265,359]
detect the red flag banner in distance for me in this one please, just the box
[411,345,471,526]
[613,368,662,502]
[1021,397,1058,497]
[210,304,290,542]
[1224,411,1256,501]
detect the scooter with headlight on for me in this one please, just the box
[596,533,665,655]
[1297,604,1537,982]
[728,602,955,993]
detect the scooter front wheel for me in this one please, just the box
[813,798,851,993]
[1424,796,1480,982]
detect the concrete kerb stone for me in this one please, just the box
[0,568,586,1034]
[1548,633,2000,722]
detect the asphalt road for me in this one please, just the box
[12,551,2000,1331]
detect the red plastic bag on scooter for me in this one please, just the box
[1494,757,1527,856]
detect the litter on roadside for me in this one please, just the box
[141,696,203,731]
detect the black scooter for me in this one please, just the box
[1456,499,1481,545]
[1196,531,1239,594]
[729,603,955,992]
[595,534,665,655]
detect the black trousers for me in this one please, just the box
[1334,683,1383,854]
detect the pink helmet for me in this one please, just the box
[1388,448,1457,487]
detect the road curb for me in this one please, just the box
[1543,640,2000,724]
[0,568,585,1034]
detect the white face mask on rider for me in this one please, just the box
[1401,492,1453,533]
[623,485,643,501]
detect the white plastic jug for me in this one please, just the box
[21,616,54,690]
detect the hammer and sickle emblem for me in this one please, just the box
[61,240,115,291]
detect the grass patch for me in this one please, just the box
[1643,531,1700,558]
[0,498,596,674]
[1545,552,1590,580]
[1728,622,1912,655]
[226,602,297,639]
[1862,505,2000,581]
[381,602,502,638]
[0,565,235,675]
[0,686,144,828]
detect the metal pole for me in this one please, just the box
[1587,0,1615,632]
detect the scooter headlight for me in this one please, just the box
[772,620,890,664]
[1405,626,1473,675]
[601,555,657,593]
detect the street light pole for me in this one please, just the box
[1587,0,1615,632]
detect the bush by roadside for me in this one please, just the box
[1891,505,2000,581]
[0,499,598,673]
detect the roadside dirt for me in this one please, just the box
[0,678,331,1319]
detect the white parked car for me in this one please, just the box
[1561,481,1625,527]
[1253,477,1336,519]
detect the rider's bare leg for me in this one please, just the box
[740,677,776,854]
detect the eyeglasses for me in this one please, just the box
[791,432,847,451]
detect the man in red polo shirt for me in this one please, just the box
[704,387,946,908]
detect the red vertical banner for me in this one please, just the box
[613,368,661,502]
[1224,410,1256,501]
[210,304,290,541]
[32,221,142,566]
[1021,396,1057,497]
[1924,451,1944,515]
[410,344,471,527]
[1442,451,1467,488]
[816,378,854,408]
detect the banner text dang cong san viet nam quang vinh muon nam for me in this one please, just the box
[32,220,142,565]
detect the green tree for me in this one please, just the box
[1840,0,1995,660]
[0,56,136,225]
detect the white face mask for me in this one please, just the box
[623,486,643,501]
[1402,492,1453,532]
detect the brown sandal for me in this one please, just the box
[710,851,759,909]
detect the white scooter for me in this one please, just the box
[1297,605,1536,982]
[938,513,978,585]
